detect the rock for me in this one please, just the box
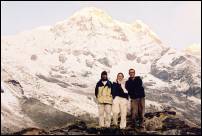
[5,110,201,135]
[36,74,70,88]
[71,83,88,88]
[126,53,136,61]
[5,79,24,95]
[144,116,163,131]
[86,59,94,68]
[6,79,22,87]
[185,86,201,98]
[97,57,112,67]
[82,71,92,77]
[170,56,186,66]
[12,128,46,135]
[59,54,67,63]
[150,67,169,81]
[30,54,38,61]
[68,121,87,131]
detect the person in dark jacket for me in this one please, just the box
[112,73,128,129]
[125,68,145,128]
[95,71,113,128]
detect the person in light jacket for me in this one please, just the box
[95,71,113,128]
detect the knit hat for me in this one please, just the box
[101,71,107,76]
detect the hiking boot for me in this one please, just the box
[111,124,119,129]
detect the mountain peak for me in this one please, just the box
[70,7,113,23]
[75,7,105,14]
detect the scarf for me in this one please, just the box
[117,79,128,93]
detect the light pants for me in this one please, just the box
[98,103,112,127]
[112,96,128,129]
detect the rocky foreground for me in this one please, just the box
[7,110,201,135]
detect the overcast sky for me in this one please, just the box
[1,1,201,50]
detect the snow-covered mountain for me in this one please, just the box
[183,43,201,58]
[1,7,201,133]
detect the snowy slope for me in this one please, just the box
[1,7,201,132]
[1,81,36,133]
[183,43,201,58]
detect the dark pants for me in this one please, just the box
[131,97,145,126]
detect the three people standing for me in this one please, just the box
[95,69,145,129]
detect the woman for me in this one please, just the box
[112,73,129,129]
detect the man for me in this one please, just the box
[95,71,113,128]
[126,68,145,128]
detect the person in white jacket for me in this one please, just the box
[112,73,129,129]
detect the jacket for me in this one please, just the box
[112,82,128,99]
[125,76,145,99]
[95,80,113,104]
